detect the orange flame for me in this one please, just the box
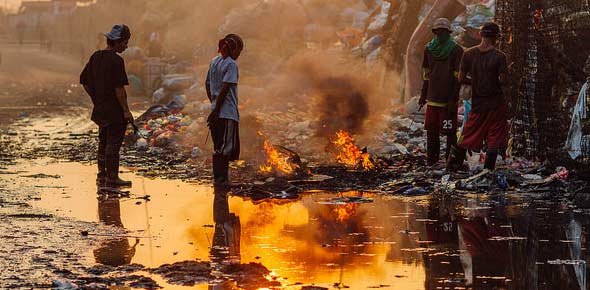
[259,140,299,175]
[333,203,359,222]
[331,130,374,170]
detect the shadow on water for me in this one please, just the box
[7,159,590,289]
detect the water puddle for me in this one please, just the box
[5,159,590,289]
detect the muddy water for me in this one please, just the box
[7,159,590,289]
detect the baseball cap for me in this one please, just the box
[432,18,452,32]
[105,24,131,41]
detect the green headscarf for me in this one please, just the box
[427,33,457,60]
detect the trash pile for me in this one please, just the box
[343,1,391,64]
[376,114,425,157]
[122,45,198,102]
[335,0,497,66]
[460,0,496,29]
[151,74,196,105]
[131,113,193,150]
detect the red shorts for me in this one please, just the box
[425,105,457,133]
[459,103,509,151]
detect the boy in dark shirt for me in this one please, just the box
[447,22,509,172]
[80,25,133,188]
[420,18,464,166]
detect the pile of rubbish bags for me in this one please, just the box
[341,0,391,64]
[152,74,197,104]
[120,45,204,155]
[122,45,197,101]
[454,0,495,30]
[376,114,425,156]
[336,0,496,65]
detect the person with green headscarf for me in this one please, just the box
[419,18,464,167]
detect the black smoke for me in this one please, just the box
[314,76,370,137]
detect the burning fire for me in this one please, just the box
[259,140,300,175]
[331,130,375,170]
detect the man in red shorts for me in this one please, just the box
[419,18,464,166]
[447,22,509,172]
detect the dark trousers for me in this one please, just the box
[212,154,230,185]
[425,105,458,165]
[427,131,457,166]
[97,123,126,180]
[210,118,240,185]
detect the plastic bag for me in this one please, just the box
[161,74,194,92]
[367,1,391,33]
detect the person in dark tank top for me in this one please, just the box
[447,22,510,172]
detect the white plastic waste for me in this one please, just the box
[367,1,391,33]
[52,280,79,290]
[136,138,148,149]
[152,87,168,104]
[565,82,588,159]
[161,74,194,91]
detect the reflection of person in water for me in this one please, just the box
[422,197,466,290]
[93,196,139,267]
[458,204,511,289]
[210,186,241,264]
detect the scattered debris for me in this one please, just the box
[317,196,374,205]
[150,261,211,286]
[21,173,61,179]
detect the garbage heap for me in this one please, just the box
[132,113,193,150]
[122,46,198,104]
[496,0,590,172]
[338,0,497,68]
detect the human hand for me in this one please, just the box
[207,111,219,127]
[419,97,427,108]
[447,104,457,115]
[124,111,134,122]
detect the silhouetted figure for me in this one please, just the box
[448,22,509,172]
[420,18,463,166]
[93,197,139,266]
[81,24,134,188]
[206,34,244,186]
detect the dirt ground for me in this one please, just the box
[2,44,590,290]
[0,43,89,122]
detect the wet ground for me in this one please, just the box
[2,45,590,289]
[3,155,590,289]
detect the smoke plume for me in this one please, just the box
[313,75,370,137]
